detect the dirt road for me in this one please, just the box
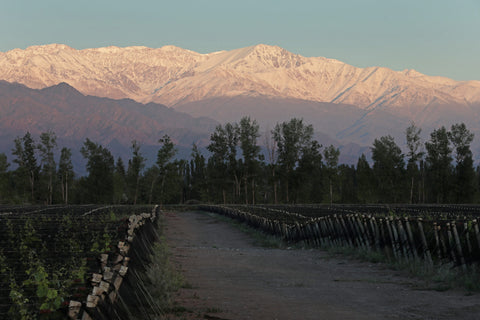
[164,211,480,320]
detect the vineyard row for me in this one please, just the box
[0,205,160,320]
[200,205,480,269]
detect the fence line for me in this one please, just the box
[200,205,480,268]
[69,205,159,320]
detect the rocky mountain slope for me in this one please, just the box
[2,44,480,163]
[0,81,218,169]
[1,44,479,111]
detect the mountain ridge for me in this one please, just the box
[1,43,479,111]
[0,81,218,160]
[0,80,370,166]
[2,44,480,164]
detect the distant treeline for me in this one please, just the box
[0,117,478,205]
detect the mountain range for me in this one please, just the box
[1,43,480,165]
[0,80,218,171]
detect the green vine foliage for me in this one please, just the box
[19,265,64,316]
[0,250,7,274]
[102,227,112,252]
[9,280,31,320]
[0,205,156,319]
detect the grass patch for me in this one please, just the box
[167,304,192,314]
[130,216,186,319]
[325,243,480,293]
[181,281,195,289]
[201,211,286,248]
[418,262,480,292]
[143,240,185,306]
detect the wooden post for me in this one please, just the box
[464,221,472,256]
[86,294,99,308]
[370,216,380,252]
[404,217,419,260]
[339,215,353,248]
[343,215,354,247]
[451,221,467,271]
[397,219,410,261]
[68,301,82,320]
[417,218,433,268]
[100,253,108,269]
[446,223,458,266]
[473,219,480,250]
[314,221,322,246]
[378,218,389,257]
[433,222,442,260]
[354,215,366,250]
[359,215,371,251]
[320,218,330,246]
[390,218,402,261]
[91,273,102,286]
[350,215,363,249]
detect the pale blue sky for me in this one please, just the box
[1,0,479,80]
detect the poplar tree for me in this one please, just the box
[272,118,314,203]
[127,140,145,205]
[371,135,405,203]
[189,143,207,202]
[238,116,261,204]
[323,145,340,205]
[425,126,452,203]
[264,129,278,204]
[38,130,57,204]
[296,140,322,203]
[58,147,73,204]
[207,124,238,203]
[156,135,176,205]
[0,153,9,203]
[80,139,115,203]
[405,122,424,203]
[12,132,38,203]
[448,123,475,202]
[356,154,375,203]
[114,157,126,204]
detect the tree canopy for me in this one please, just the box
[0,120,479,205]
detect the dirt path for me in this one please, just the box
[164,211,480,320]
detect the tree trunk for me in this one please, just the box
[410,176,414,204]
[29,171,35,203]
[61,176,65,204]
[286,180,289,203]
[65,175,68,205]
[148,176,157,205]
[49,171,53,205]
[251,179,255,205]
[272,168,277,204]
[329,179,333,205]
[274,181,278,204]
[234,174,240,202]
[244,176,248,204]
[134,176,140,205]
[160,175,166,206]
[421,165,425,203]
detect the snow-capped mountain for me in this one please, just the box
[1,43,480,162]
[1,44,479,111]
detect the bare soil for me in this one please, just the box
[164,211,480,320]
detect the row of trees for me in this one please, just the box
[371,123,476,204]
[0,117,479,205]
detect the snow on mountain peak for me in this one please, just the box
[0,44,478,109]
[402,69,424,77]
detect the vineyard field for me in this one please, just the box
[0,205,159,319]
